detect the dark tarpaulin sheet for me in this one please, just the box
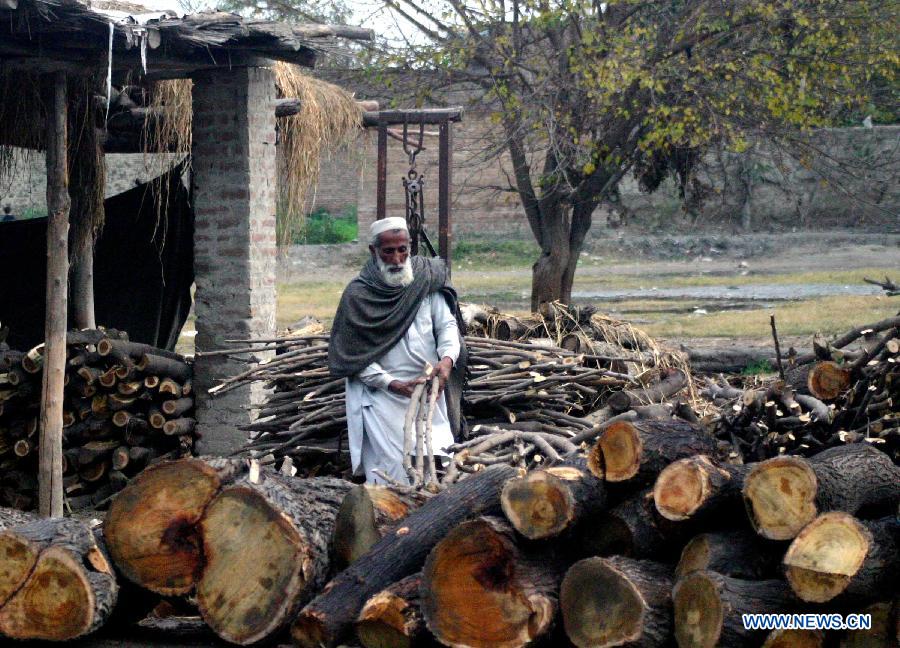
[0,165,193,351]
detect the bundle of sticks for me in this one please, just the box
[0,329,195,511]
[704,315,900,462]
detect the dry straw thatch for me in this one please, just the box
[0,64,361,246]
[138,63,361,245]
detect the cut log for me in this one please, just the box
[677,530,782,580]
[163,418,195,436]
[588,418,716,483]
[196,473,351,645]
[673,570,798,648]
[654,455,750,522]
[762,629,824,648]
[137,354,191,382]
[501,456,605,539]
[331,485,427,570]
[783,512,899,603]
[420,516,562,648]
[356,573,432,648]
[586,488,689,560]
[0,517,117,640]
[291,465,517,648]
[561,556,673,648]
[742,445,900,540]
[104,457,247,595]
[161,397,194,417]
[790,361,852,400]
[839,599,899,648]
[606,369,688,414]
[683,346,775,374]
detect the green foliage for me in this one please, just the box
[291,206,358,245]
[742,359,775,376]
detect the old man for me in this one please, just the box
[328,217,466,484]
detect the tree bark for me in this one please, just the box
[197,474,351,645]
[742,445,900,540]
[839,599,899,648]
[356,573,436,648]
[653,455,750,522]
[0,516,117,640]
[677,530,782,580]
[500,455,605,540]
[783,512,899,604]
[331,484,428,570]
[561,556,673,648]
[589,418,716,484]
[39,70,70,519]
[291,465,517,648]
[673,570,799,648]
[103,457,247,595]
[421,516,563,648]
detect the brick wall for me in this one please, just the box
[191,66,277,455]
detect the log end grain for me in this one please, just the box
[501,470,576,540]
[595,421,643,482]
[763,629,824,648]
[357,591,416,648]
[0,532,38,608]
[782,512,870,603]
[561,557,668,648]
[653,456,714,521]
[672,571,725,648]
[196,486,306,645]
[743,456,818,540]
[807,362,851,400]
[290,613,329,648]
[104,459,222,595]
[421,518,555,648]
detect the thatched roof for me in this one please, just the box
[0,0,371,78]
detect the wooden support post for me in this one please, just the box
[438,119,451,271]
[376,120,387,222]
[39,70,70,518]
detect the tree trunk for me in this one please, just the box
[39,70,70,519]
[331,484,428,570]
[742,445,900,540]
[420,516,563,648]
[197,474,351,645]
[0,517,117,640]
[67,76,104,330]
[531,198,572,311]
[500,455,605,540]
[673,570,799,648]
[588,418,716,484]
[561,556,673,648]
[783,512,899,604]
[356,573,436,648]
[677,530,782,580]
[653,455,750,522]
[291,465,516,648]
[103,457,247,595]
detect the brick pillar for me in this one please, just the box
[191,67,277,454]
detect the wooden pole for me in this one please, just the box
[39,70,70,518]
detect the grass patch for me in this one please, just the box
[453,237,540,268]
[742,359,775,376]
[637,295,898,339]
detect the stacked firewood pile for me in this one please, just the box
[703,315,900,463]
[0,329,195,511]
[217,305,689,475]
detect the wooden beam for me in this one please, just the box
[39,70,69,518]
[362,107,464,127]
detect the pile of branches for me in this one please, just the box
[703,315,900,462]
[0,329,195,511]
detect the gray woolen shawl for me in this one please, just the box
[328,255,468,439]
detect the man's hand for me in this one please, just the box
[435,356,454,393]
[388,377,426,398]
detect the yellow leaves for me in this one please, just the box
[582,161,596,175]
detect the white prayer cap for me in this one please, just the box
[370,217,408,241]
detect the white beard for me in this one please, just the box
[377,256,414,287]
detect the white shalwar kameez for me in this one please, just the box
[344,293,460,484]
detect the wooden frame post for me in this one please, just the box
[39,70,70,517]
